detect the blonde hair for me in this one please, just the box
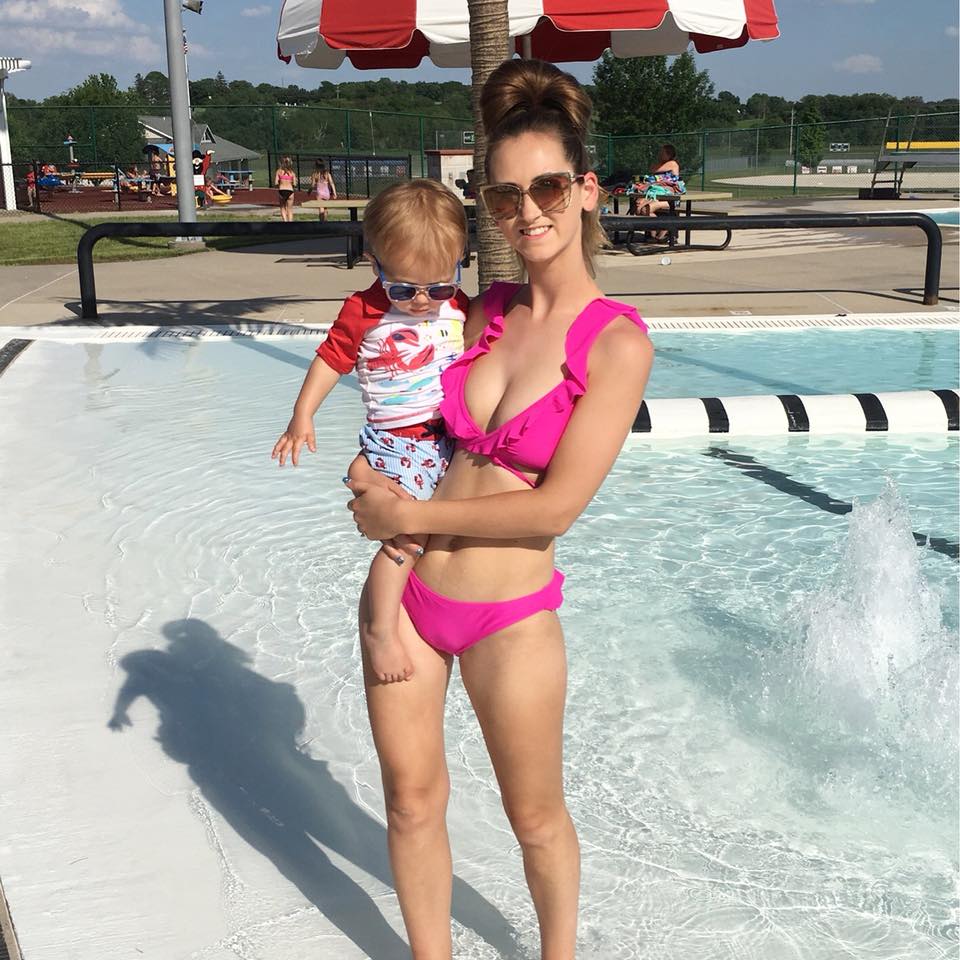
[481,59,608,276]
[363,180,467,273]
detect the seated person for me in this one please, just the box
[454,168,477,199]
[204,177,231,202]
[633,143,685,241]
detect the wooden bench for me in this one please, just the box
[610,189,734,253]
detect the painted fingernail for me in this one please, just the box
[394,556,405,566]
[415,547,424,557]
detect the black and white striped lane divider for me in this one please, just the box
[630,389,960,438]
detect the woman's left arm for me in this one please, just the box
[348,318,653,539]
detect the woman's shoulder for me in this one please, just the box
[592,310,652,370]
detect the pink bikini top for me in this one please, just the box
[439,282,648,487]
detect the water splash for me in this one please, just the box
[791,480,958,814]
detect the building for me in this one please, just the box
[139,116,259,175]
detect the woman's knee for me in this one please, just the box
[504,800,571,850]
[385,778,450,833]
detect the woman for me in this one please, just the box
[347,59,653,958]
[274,156,297,222]
[633,143,683,241]
[309,158,337,221]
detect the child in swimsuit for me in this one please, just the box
[274,156,297,223]
[271,179,468,682]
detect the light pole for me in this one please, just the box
[163,0,201,225]
[0,57,31,212]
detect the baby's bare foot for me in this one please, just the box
[362,621,413,683]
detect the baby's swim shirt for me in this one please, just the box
[318,281,468,429]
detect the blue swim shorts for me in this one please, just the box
[359,421,454,500]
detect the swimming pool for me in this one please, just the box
[648,328,959,398]
[924,208,959,228]
[0,337,956,959]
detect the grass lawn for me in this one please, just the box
[0,211,350,267]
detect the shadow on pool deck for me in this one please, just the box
[107,618,520,958]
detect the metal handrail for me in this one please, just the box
[77,211,944,319]
[77,220,363,319]
[599,211,943,305]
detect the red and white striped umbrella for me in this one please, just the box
[277,0,779,69]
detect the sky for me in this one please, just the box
[2,0,958,104]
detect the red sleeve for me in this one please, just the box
[316,291,376,374]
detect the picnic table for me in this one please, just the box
[217,171,255,192]
[302,197,477,268]
[610,189,734,253]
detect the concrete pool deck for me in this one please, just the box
[0,198,957,327]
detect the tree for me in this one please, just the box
[40,73,144,163]
[132,71,171,106]
[796,101,826,167]
[592,51,670,138]
[706,90,741,127]
[592,51,713,175]
[467,0,520,289]
[665,52,714,132]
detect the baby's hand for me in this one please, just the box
[272,416,316,467]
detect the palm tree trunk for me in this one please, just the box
[467,0,522,290]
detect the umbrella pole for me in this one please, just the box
[521,35,532,58]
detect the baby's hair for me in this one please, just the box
[363,180,467,274]
[480,59,607,275]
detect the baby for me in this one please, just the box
[272,180,468,682]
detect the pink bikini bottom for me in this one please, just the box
[401,568,565,657]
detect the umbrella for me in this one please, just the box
[277,0,779,69]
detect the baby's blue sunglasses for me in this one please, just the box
[375,258,461,303]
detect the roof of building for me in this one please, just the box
[138,116,260,163]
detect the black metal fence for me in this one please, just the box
[266,153,412,199]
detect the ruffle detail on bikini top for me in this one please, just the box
[447,376,582,470]
[439,283,647,474]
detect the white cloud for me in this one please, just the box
[0,1,165,66]
[834,53,883,74]
[947,25,959,37]
[184,41,212,57]
[3,26,162,64]
[241,5,272,16]
[0,0,136,29]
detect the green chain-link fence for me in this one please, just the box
[8,104,958,202]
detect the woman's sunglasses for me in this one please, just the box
[375,259,462,302]
[479,172,586,222]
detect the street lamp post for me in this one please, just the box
[0,57,31,212]
[163,0,198,224]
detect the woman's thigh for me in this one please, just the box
[361,584,453,792]
[458,611,568,812]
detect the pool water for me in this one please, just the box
[0,338,957,960]
[647,329,959,398]
[927,209,960,228]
